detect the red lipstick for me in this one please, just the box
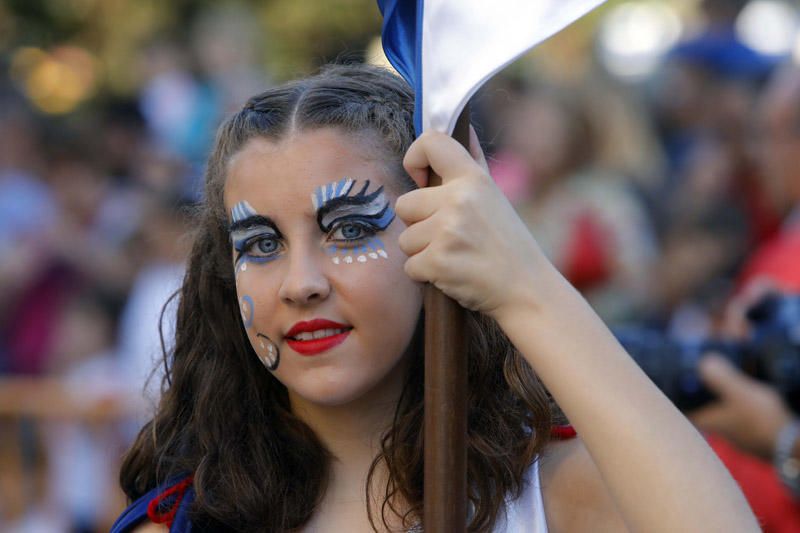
[285,319,352,356]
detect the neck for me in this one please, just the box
[288,359,408,503]
[291,391,397,462]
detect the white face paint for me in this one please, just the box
[312,178,395,266]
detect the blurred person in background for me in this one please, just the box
[687,62,800,533]
[654,0,779,243]
[117,194,193,421]
[0,105,57,372]
[648,0,781,336]
[654,135,750,336]
[137,4,270,183]
[737,63,800,291]
[3,290,134,533]
[189,4,271,116]
[137,39,220,170]
[1,129,141,376]
[494,80,659,323]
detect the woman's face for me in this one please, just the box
[224,128,423,408]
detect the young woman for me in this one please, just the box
[113,64,757,532]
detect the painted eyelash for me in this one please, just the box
[231,201,257,224]
[234,235,282,271]
[327,220,379,244]
[315,180,395,233]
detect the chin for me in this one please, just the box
[295,379,380,407]
[290,364,403,408]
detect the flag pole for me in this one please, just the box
[423,106,471,533]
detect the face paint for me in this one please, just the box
[229,206,284,273]
[256,333,280,370]
[312,179,394,265]
[240,295,254,329]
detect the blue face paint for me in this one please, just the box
[240,295,254,329]
[231,201,257,223]
[312,179,394,265]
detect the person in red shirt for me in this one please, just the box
[691,63,800,532]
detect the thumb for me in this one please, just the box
[698,354,749,399]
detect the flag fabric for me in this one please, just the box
[377,0,607,135]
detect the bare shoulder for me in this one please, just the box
[132,521,169,533]
[539,438,629,533]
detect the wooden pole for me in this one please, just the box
[423,107,471,533]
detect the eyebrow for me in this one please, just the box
[229,215,282,236]
[316,180,393,231]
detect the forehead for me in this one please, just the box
[224,128,393,215]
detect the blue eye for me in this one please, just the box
[330,221,374,242]
[241,235,280,258]
[255,238,279,254]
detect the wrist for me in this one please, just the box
[490,260,565,327]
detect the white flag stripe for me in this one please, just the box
[421,0,606,134]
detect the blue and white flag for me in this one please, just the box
[377,0,607,135]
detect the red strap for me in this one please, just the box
[550,425,577,440]
[147,475,194,529]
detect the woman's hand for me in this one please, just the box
[396,128,548,318]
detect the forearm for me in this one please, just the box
[495,266,759,532]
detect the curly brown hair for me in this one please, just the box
[120,62,556,532]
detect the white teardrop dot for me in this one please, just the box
[332,257,340,265]
[344,256,353,264]
[241,262,248,272]
[357,255,367,263]
[368,252,378,259]
[259,341,266,349]
[378,249,388,258]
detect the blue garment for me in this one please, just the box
[668,27,777,82]
[110,477,195,533]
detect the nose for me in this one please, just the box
[278,247,331,306]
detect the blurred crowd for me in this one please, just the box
[1,0,800,531]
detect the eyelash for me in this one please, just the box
[237,234,281,262]
[328,220,377,245]
[237,221,376,260]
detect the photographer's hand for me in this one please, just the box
[690,354,794,460]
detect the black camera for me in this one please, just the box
[615,293,800,412]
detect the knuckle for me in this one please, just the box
[397,231,407,252]
[428,250,449,272]
[440,219,465,244]
[451,188,472,208]
[394,193,413,218]
[404,256,423,281]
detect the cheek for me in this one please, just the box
[323,235,391,266]
[335,228,423,331]
[235,271,282,369]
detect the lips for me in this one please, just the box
[285,319,352,356]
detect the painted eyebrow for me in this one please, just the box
[229,215,282,236]
[315,180,392,231]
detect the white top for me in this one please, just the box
[408,460,548,533]
[494,459,548,533]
